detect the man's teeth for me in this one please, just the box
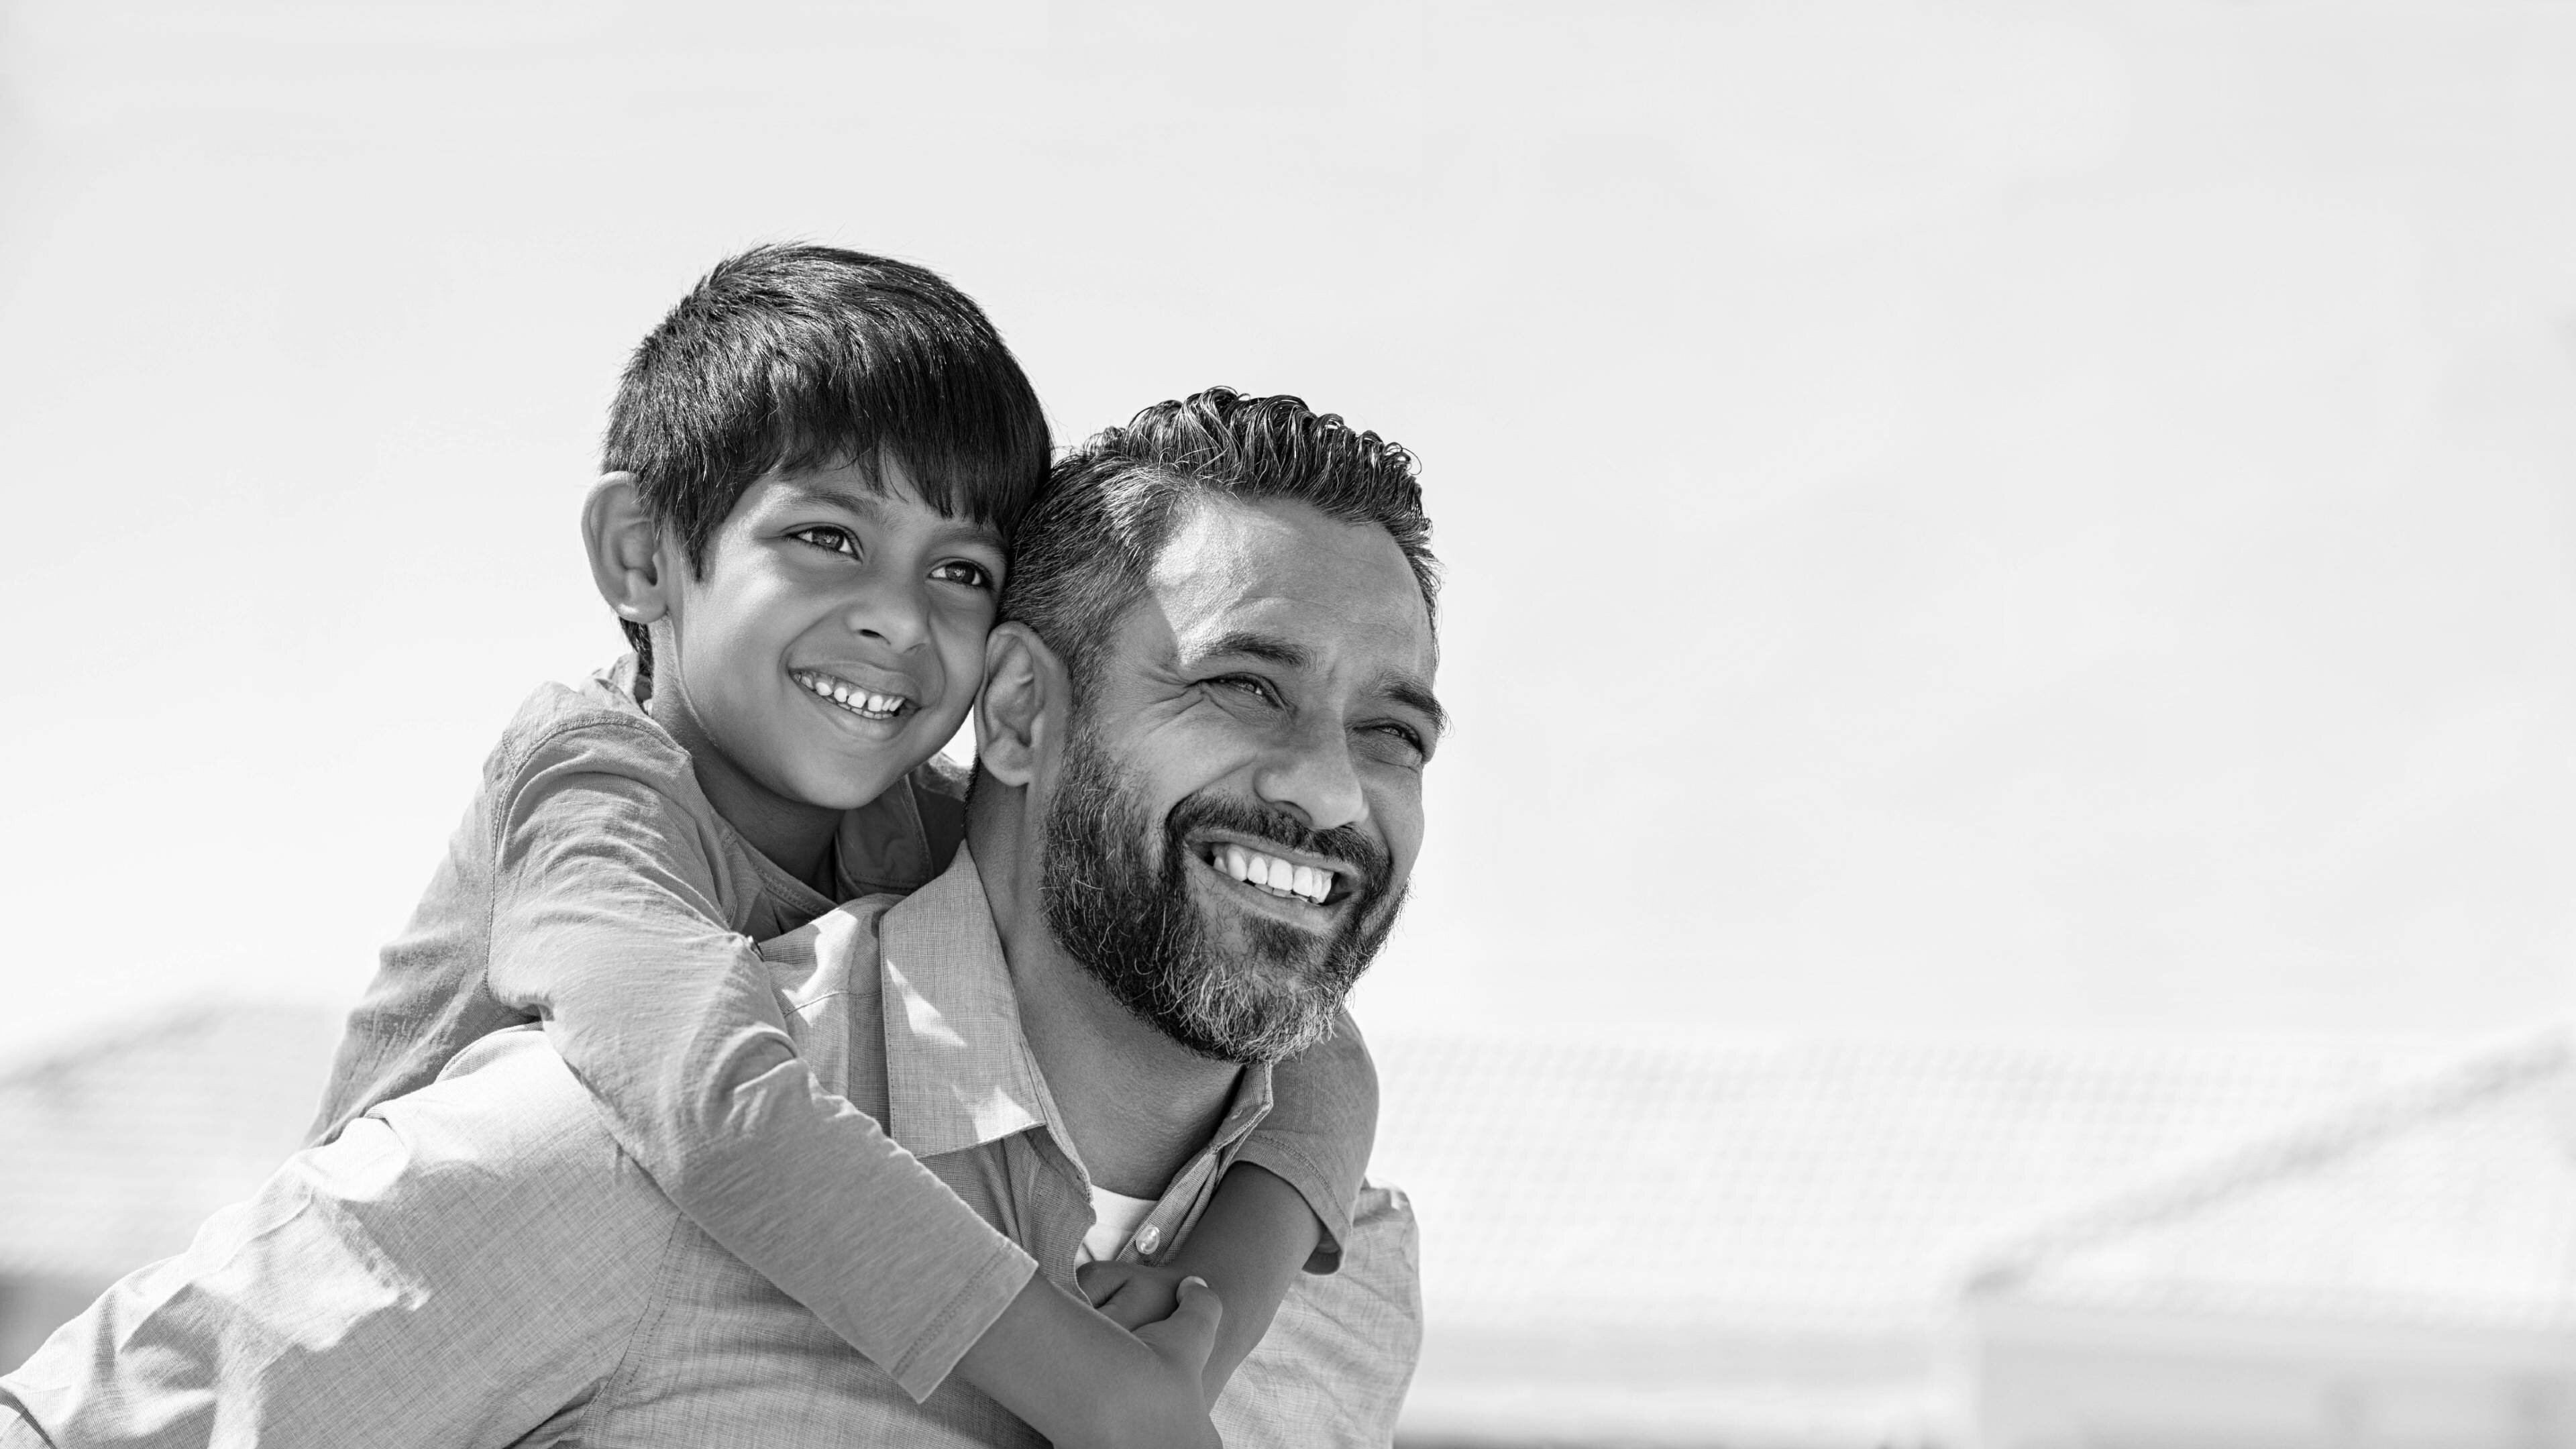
[1211,843,1332,904]
[794,671,906,719]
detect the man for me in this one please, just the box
[0,387,1444,1447]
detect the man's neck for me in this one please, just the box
[973,827,1243,1199]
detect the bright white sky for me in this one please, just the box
[4,0,2575,1062]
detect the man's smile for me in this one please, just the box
[1186,830,1360,919]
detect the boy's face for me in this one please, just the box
[653,454,1004,817]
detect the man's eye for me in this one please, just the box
[1371,722,1428,757]
[930,559,996,590]
[1212,676,1278,705]
[790,525,859,559]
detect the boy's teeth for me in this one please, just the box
[796,672,905,718]
[1212,843,1330,904]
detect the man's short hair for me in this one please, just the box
[1002,387,1439,695]
[603,244,1051,675]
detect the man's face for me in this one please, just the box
[1038,496,1442,1063]
[656,455,1004,816]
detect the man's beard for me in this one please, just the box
[1039,720,1404,1065]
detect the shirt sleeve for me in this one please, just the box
[0,1034,653,1449]
[1230,1008,1379,1272]
[481,719,1034,1401]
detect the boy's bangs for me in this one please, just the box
[767,356,1052,544]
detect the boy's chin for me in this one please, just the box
[790,764,911,814]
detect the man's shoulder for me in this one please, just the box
[371,1027,681,1240]
[756,896,904,1109]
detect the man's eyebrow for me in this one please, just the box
[1199,629,1311,671]
[1200,629,1448,736]
[1382,675,1450,738]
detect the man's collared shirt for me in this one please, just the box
[0,849,1421,1448]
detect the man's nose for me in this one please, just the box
[1252,714,1368,835]
[841,574,930,653]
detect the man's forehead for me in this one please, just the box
[1144,496,1434,671]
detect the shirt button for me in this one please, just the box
[1133,1224,1162,1256]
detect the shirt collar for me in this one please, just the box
[873,847,1279,1168]
[833,777,936,898]
[875,846,1053,1158]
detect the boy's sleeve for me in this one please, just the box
[482,719,1035,1402]
[1231,1010,1379,1273]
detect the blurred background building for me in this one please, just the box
[6,0,2576,1443]
[10,1011,2571,1446]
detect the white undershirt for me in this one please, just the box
[1077,1185,1161,1265]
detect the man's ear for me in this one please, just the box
[975,623,1065,789]
[582,473,672,627]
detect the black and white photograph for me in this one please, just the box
[3,3,2574,1446]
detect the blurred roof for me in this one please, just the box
[0,1001,341,1280]
[1964,1026,2576,1334]
[1371,1029,2453,1338]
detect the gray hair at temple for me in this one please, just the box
[999,386,1440,698]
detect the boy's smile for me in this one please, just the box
[790,668,914,722]
[645,453,1004,883]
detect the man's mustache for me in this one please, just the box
[1165,792,1394,900]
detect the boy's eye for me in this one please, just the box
[930,559,996,591]
[790,525,860,559]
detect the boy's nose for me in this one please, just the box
[843,578,930,652]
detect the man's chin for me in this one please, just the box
[1169,961,1350,1064]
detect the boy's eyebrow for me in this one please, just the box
[780,481,889,518]
[780,481,1003,547]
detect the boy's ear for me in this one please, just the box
[583,473,671,626]
[975,623,1066,790]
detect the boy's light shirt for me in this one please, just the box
[301,656,1376,1399]
[0,849,1422,1448]
[307,654,1024,1398]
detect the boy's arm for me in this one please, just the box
[1155,1014,1381,1399]
[484,726,1216,1445]
[1227,1011,1380,1271]
[1159,1163,1324,1401]
[957,1271,1224,1448]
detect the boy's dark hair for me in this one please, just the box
[603,244,1051,688]
[1002,387,1438,696]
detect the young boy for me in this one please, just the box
[307,245,1376,1445]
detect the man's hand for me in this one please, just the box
[1076,1260,1197,1332]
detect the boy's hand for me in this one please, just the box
[954,1271,1222,1449]
[1075,1259,1195,1331]
[1123,1275,1225,1438]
